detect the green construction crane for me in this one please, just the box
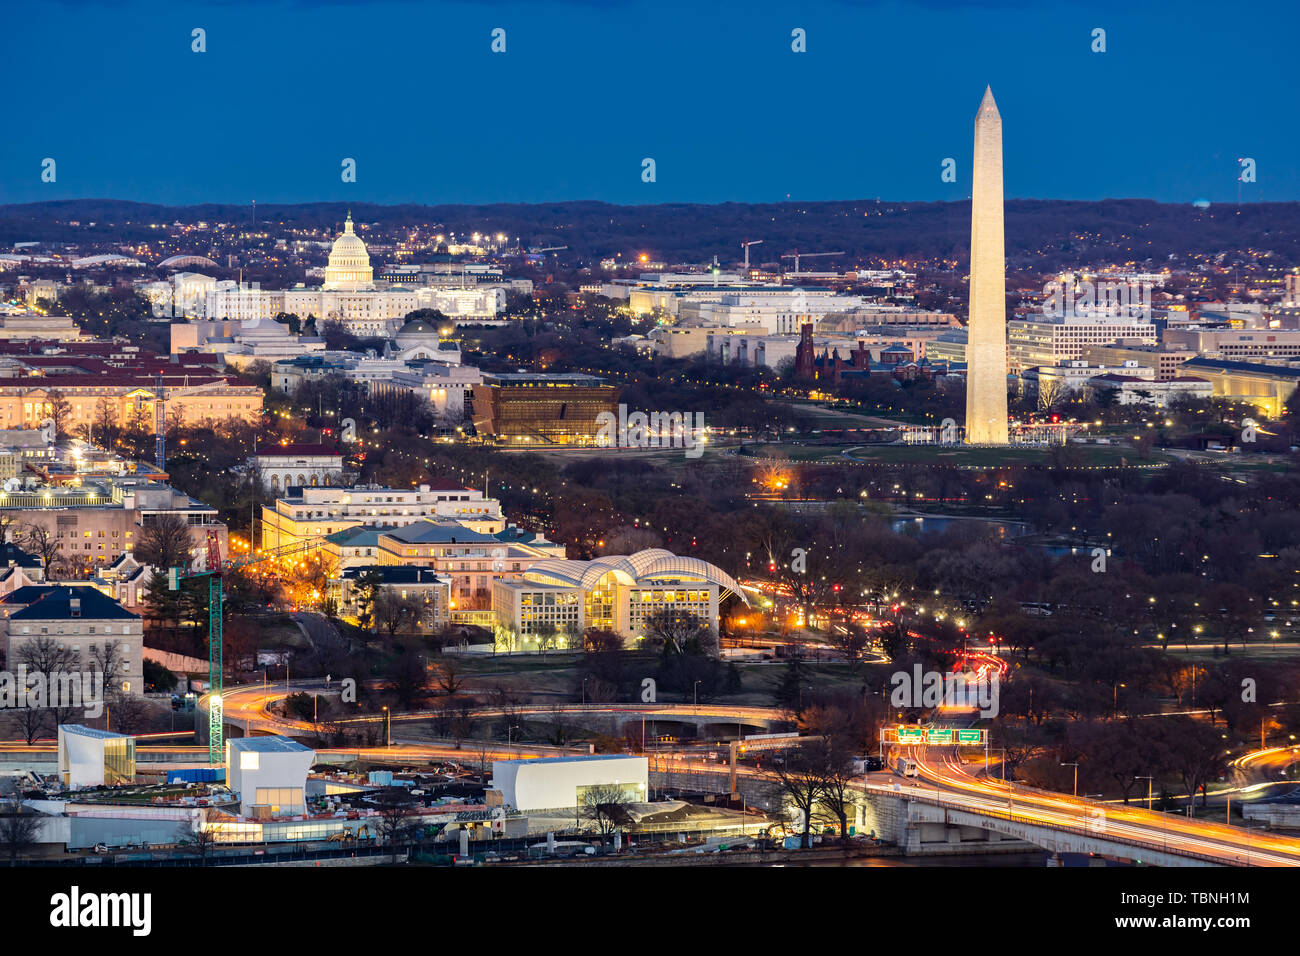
[169,532,325,764]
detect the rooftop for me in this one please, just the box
[60,724,132,740]
[228,735,313,754]
[8,586,138,620]
[256,443,343,458]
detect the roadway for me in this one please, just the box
[886,745,1300,866]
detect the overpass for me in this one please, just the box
[883,746,1300,866]
[208,682,790,741]
[858,783,1229,866]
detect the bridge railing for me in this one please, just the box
[875,786,1241,867]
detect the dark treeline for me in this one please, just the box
[5,198,1300,268]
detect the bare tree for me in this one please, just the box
[16,635,78,728]
[370,788,422,863]
[579,783,632,837]
[46,390,74,439]
[19,523,60,574]
[109,694,152,735]
[766,748,832,848]
[180,820,218,865]
[134,513,195,569]
[6,708,50,745]
[643,609,717,657]
[431,657,467,697]
[373,588,419,643]
[88,641,124,692]
[813,748,858,840]
[0,793,44,863]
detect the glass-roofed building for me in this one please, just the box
[490,548,747,650]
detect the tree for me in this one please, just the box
[89,640,126,694]
[180,822,218,865]
[88,398,120,450]
[135,513,195,570]
[109,694,152,735]
[771,657,808,713]
[143,658,177,693]
[15,635,78,728]
[143,569,183,636]
[373,588,419,643]
[579,783,632,837]
[370,787,422,863]
[6,707,49,745]
[0,794,43,863]
[766,748,830,848]
[643,609,716,657]
[46,389,73,438]
[814,748,858,839]
[353,569,385,631]
[386,650,428,710]
[1159,715,1228,809]
[19,523,59,574]
[431,657,467,697]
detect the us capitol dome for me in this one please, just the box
[322,212,374,291]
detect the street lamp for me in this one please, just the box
[1134,774,1155,812]
[582,678,589,706]
[993,747,1012,813]
[693,680,702,715]
[1061,762,1079,797]
[382,705,391,748]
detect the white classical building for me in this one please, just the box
[195,216,503,337]
[368,362,482,419]
[322,213,374,291]
[260,482,506,550]
[4,587,144,696]
[253,443,346,493]
[490,755,648,812]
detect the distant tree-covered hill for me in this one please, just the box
[2,198,1296,270]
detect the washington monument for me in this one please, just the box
[964,86,1009,444]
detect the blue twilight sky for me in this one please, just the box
[2,0,1296,207]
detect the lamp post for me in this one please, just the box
[582,678,588,706]
[1136,775,1154,811]
[382,705,391,748]
[694,680,702,715]
[994,747,1012,813]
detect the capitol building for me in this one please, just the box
[321,213,375,291]
[196,214,505,336]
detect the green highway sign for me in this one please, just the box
[896,727,925,744]
[957,729,984,744]
[925,728,953,744]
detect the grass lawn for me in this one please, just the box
[839,443,1174,467]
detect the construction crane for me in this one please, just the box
[154,375,166,470]
[741,239,763,270]
[780,249,845,274]
[173,532,326,764]
[170,532,224,764]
